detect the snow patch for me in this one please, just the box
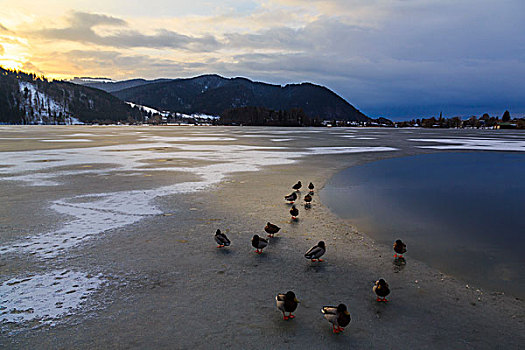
[126,102,170,117]
[0,270,103,324]
[175,113,219,120]
[307,146,397,154]
[409,138,525,152]
[138,136,236,142]
[40,139,93,143]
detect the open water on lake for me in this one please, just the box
[321,152,525,297]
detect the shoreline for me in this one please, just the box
[319,151,525,299]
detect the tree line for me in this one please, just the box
[396,111,524,129]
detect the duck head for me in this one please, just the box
[377,278,388,287]
[285,291,299,302]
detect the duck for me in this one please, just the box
[290,205,299,220]
[264,222,281,238]
[304,193,312,207]
[252,234,268,254]
[308,182,315,193]
[393,239,407,258]
[275,291,299,320]
[304,241,326,262]
[214,229,231,248]
[373,279,390,302]
[292,181,302,191]
[321,303,351,333]
[284,192,297,203]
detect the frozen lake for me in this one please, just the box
[1,125,524,348]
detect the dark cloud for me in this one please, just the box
[34,11,221,51]
[218,3,525,118]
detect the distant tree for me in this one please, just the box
[502,110,511,122]
[421,117,437,128]
[450,116,462,128]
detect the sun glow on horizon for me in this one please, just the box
[0,59,23,71]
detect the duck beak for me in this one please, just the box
[344,311,350,315]
[295,298,300,303]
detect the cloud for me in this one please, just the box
[33,11,221,51]
[0,44,4,56]
[26,49,211,79]
[0,23,9,32]
[20,61,43,75]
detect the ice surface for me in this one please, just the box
[0,141,397,258]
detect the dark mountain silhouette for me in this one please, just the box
[111,75,369,122]
[71,78,172,93]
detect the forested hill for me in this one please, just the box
[110,75,369,122]
[0,67,145,124]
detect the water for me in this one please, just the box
[321,152,525,297]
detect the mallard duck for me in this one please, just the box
[284,192,297,203]
[275,291,299,320]
[321,304,351,333]
[393,239,407,258]
[373,279,390,302]
[214,229,231,248]
[304,193,312,207]
[304,241,325,262]
[252,235,268,254]
[264,222,281,237]
[308,182,314,193]
[290,205,299,220]
[292,181,302,191]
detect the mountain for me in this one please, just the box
[0,67,147,124]
[70,77,172,93]
[110,75,369,122]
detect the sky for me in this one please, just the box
[0,0,524,120]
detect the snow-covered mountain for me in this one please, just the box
[18,81,83,125]
[0,67,147,124]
